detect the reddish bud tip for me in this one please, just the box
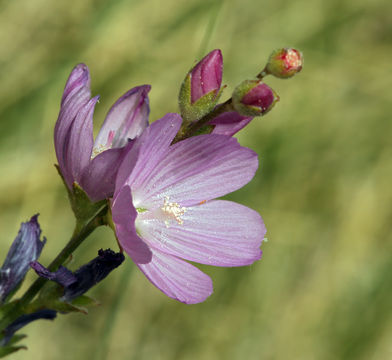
[265,48,303,79]
[190,49,223,103]
[241,83,276,113]
[232,80,279,117]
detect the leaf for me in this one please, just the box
[48,301,88,315]
[7,334,27,346]
[0,345,27,358]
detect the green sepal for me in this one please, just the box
[55,165,108,224]
[71,295,100,309]
[43,294,100,315]
[178,74,223,123]
[232,80,260,116]
[27,297,88,316]
[49,300,88,315]
[70,183,108,224]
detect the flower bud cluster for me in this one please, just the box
[176,47,302,138]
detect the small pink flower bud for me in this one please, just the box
[232,80,279,117]
[190,49,223,103]
[178,50,223,123]
[265,48,303,79]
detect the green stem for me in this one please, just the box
[173,99,234,144]
[256,66,269,80]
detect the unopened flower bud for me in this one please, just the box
[232,80,279,117]
[264,48,303,79]
[31,249,124,301]
[179,49,223,122]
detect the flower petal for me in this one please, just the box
[137,200,264,266]
[190,49,223,103]
[210,111,253,137]
[132,134,258,207]
[55,64,91,183]
[61,63,91,105]
[111,186,152,264]
[115,113,182,197]
[94,85,151,150]
[81,144,131,202]
[137,248,213,304]
[63,96,98,187]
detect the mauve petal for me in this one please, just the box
[200,50,222,95]
[63,96,98,188]
[55,64,91,182]
[61,64,90,105]
[133,134,258,208]
[210,111,253,137]
[137,248,213,304]
[111,186,152,264]
[115,113,182,198]
[94,85,151,150]
[81,144,131,202]
[241,83,276,112]
[137,200,264,266]
[30,262,77,288]
[191,50,222,103]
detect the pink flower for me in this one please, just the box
[111,114,265,304]
[54,64,150,201]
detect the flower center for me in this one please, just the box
[91,144,109,159]
[284,49,302,70]
[161,196,186,226]
[91,130,115,159]
[134,197,187,229]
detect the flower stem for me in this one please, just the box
[173,99,234,143]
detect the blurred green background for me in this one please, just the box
[1,0,391,359]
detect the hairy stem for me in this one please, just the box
[172,99,234,144]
